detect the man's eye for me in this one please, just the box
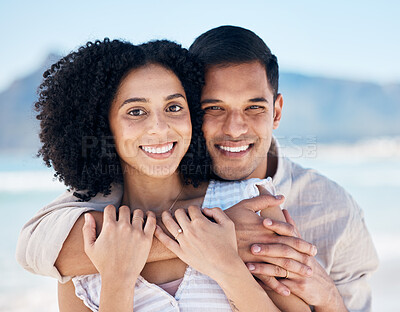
[128,109,146,116]
[248,105,262,110]
[204,106,222,111]
[166,104,183,112]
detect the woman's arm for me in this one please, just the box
[58,281,91,312]
[81,205,156,312]
[155,206,281,312]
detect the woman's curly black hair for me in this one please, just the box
[35,38,211,201]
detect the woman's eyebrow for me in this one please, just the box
[165,93,186,101]
[120,97,148,108]
[119,93,186,109]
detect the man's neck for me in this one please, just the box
[266,152,278,179]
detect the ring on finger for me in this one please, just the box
[174,228,183,240]
[285,269,289,279]
[132,216,144,224]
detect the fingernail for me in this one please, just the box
[275,195,283,200]
[252,245,261,253]
[307,268,313,276]
[283,289,290,296]
[247,264,255,271]
[264,218,272,226]
[84,214,89,223]
[312,246,318,256]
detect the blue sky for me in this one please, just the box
[0,0,399,92]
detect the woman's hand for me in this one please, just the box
[82,205,156,282]
[155,206,240,280]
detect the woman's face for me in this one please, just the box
[109,64,192,179]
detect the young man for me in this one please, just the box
[16,26,378,311]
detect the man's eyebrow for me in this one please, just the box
[200,99,222,105]
[249,97,269,103]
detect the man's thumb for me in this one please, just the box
[82,213,96,254]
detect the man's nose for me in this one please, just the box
[222,111,248,138]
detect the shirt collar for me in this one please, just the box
[270,136,293,208]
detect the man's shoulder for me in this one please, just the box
[283,157,360,216]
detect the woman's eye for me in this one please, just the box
[166,104,183,112]
[128,108,146,116]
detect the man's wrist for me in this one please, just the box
[314,287,347,312]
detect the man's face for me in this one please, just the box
[201,61,283,180]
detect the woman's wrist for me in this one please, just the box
[101,272,138,289]
[210,256,253,286]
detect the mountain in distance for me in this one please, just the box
[0,53,60,153]
[0,53,399,154]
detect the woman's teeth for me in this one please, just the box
[141,143,174,154]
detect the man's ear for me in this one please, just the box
[273,93,283,129]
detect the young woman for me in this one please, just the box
[35,39,310,311]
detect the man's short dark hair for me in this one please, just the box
[189,25,279,100]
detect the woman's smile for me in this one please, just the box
[140,142,176,159]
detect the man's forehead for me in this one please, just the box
[201,61,273,100]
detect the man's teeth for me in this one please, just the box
[142,143,173,154]
[219,145,250,153]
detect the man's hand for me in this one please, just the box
[276,210,347,312]
[224,195,317,296]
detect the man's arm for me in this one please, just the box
[56,210,176,276]
[16,184,179,281]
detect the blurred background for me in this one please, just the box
[1,0,399,311]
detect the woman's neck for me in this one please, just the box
[121,170,185,215]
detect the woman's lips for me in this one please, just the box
[140,142,176,159]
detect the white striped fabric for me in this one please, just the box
[72,177,275,311]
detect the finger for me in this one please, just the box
[233,194,285,213]
[263,218,298,238]
[82,213,96,254]
[282,209,301,238]
[250,246,313,277]
[187,205,203,220]
[103,205,116,225]
[144,211,156,236]
[253,273,291,296]
[202,207,230,225]
[262,220,317,256]
[247,262,288,278]
[131,209,144,230]
[154,225,181,255]
[174,208,191,230]
[118,205,131,224]
[161,211,183,239]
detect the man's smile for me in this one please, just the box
[214,142,254,157]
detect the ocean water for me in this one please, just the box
[1,140,399,311]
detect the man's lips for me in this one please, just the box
[215,142,253,155]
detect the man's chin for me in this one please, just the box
[212,165,253,181]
